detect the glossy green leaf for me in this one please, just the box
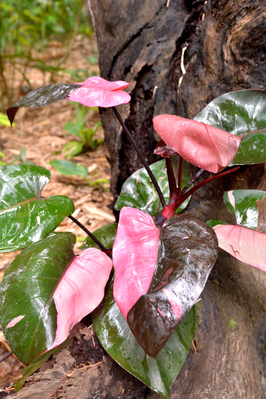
[0,165,74,253]
[194,90,266,135]
[115,157,192,217]
[7,83,81,125]
[206,219,228,229]
[224,190,266,229]
[0,233,76,365]
[64,121,85,140]
[231,130,266,165]
[50,159,88,178]
[92,275,195,399]
[126,214,218,357]
[80,223,117,250]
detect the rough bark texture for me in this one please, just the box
[10,0,266,398]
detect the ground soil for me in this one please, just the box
[0,34,115,395]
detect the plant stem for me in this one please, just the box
[112,107,166,209]
[177,156,183,197]
[166,158,179,201]
[181,168,204,195]
[68,215,109,255]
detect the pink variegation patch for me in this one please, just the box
[153,115,241,173]
[68,76,131,108]
[214,224,266,272]
[113,207,160,319]
[48,248,112,350]
[162,288,182,319]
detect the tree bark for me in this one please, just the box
[87,0,266,398]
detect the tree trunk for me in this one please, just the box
[87,0,266,398]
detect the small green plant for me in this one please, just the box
[62,107,103,158]
[50,159,109,188]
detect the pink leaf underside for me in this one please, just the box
[214,224,266,272]
[113,207,160,319]
[68,76,131,107]
[153,115,242,173]
[48,248,112,350]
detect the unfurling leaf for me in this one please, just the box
[153,115,241,173]
[113,207,218,357]
[68,76,131,108]
[213,224,266,272]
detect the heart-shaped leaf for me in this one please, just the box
[0,233,76,364]
[213,224,266,272]
[50,159,88,178]
[0,165,74,253]
[80,223,117,250]
[224,190,266,229]
[7,83,81,125]
[115,157,192,217]
[0,234,113,364]
[194,89,266,134]
[92,274,195,399]
[153,115,241,173]
[113,207,218,357]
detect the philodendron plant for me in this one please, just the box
[1,77,266,397]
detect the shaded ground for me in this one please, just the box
[0,35,115,394]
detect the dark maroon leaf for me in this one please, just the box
[154,139,178,158]
[127,213,218,357]
[6,83,81,125]
[256,197,266,234]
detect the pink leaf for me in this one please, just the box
[113,207,160,319]
[68,76,131,108]
[153,115,242,173]
[214,224,266,272]
[48,248,112,350]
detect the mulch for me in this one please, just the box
[0,34,115,391]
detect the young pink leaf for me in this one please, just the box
[153,115,242,173]
[68,76,131,108]
[214,224,266,272]
[48,248,112,350]
[113,207,160,319]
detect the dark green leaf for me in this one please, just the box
[92,275,195,399]
[0,165,74,253]
[115,157,192,217]
[127,214,218,357]
[7,83,81,125]
[50,159,88,178]
[194,90,266,135]
[0,233,76,365]
[206,219,228,228]
[80,223,117,250]
[224,190,266,229]
[231,130,266,165]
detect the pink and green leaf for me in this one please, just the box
[113,207,218,357]
[153,115,241,173]
[0,233,112,364]
[92,274,195,399]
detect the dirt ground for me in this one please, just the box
[0,35,115,394]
